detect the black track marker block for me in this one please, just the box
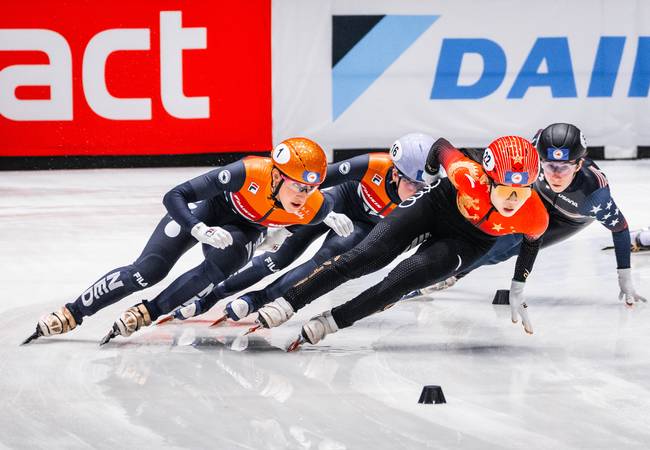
[492,289,510,305]
[418,385,446,404]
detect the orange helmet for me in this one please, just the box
[271,137,327,186]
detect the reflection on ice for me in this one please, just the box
[1,163,649,449]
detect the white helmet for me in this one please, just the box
[389,132,435,182]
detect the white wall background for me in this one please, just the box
[272,0,650,158]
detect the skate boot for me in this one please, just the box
[402,276,458,300]
[257,297,294,328]
[430,275,458,291]
[202,293,261,328]
[631,227,650,252]
[22,306,78,344]
[301,311,338,345]
[100,303,151,345]
[287,311,338,351]
[225,294,256,321]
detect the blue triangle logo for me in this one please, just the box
[332,15,439,120]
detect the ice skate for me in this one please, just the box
[631,228,650,252]
[157,301,202,325]
[207,295,255,328]
[402,276,458,300]
[22,306,78,345]
[288,311,338,351]
[601,228,650,252]
[100,303,151,346]
[256,297,294,329]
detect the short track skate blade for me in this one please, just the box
[208,314,228,328]
[401,289,423,300]
[156,315,174,326]
[20,329,41,345]
[243,324,262,336]
[286,335,305,352]
[99,329,118,346]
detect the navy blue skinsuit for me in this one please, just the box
[194,153,403,315]
[65,159,334,323]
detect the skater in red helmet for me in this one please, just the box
[255,136,550,348]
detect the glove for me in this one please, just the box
[617,268,647,306]
[509,280,533,334]
[258,227,293,252]
[423,138,452,184]
[191,222,233,249]
[323,211,354,237]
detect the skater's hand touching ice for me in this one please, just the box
[509,280,533,334]
[617,268,647,306]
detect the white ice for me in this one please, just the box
[1,161,649,449]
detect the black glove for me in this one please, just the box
[424,138,454,183]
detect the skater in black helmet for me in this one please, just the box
[413,123,646,306]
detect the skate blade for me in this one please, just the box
[156,315,174,326]
[243,324,262,336]
[20,329,41,345]
[287,335,305,352]
[208,314,228,328]
[99,329,117,346]
[401,289,423,300]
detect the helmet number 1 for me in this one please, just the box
[272,144,291,164]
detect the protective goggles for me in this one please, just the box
[280,173,318,194]
[491,183,532,202]
[396,170,427,190]
[541,160,580,175]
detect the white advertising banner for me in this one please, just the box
[273,0,650,158]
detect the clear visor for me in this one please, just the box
[541,160,579,175]
[396,170,426,190]
[280,173,318,194]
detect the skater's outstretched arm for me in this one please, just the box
[163,160,246,231]
[321,154,374,188]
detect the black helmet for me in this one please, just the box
[533,123,587,162]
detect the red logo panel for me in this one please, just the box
[0,0,271,156]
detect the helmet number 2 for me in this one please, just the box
[483,148,495,171]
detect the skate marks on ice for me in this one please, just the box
[1,306,501,449]
[3,162,650,449]
[4,296,650,448]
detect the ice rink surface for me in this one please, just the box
[1,161,650,449]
